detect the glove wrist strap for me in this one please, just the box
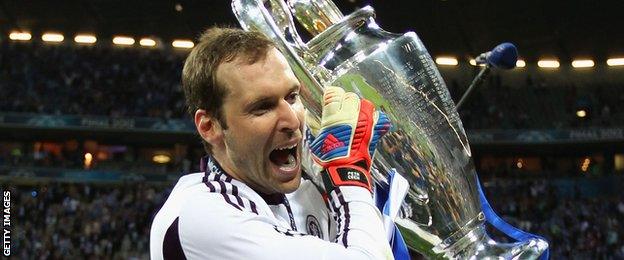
[322,164,372,192]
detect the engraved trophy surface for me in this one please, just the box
[232,0,548,258]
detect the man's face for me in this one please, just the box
[211,48,304,194]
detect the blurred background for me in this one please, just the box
[1,0,623,259]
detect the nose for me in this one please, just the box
[276,100,300,134]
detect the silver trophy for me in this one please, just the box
[232,0,548,258]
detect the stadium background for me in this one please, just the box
[1,0,623,258]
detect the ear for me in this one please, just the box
[195,110,224,146]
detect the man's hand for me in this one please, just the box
[308,87,391,192]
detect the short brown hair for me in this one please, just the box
[182,26,275,154]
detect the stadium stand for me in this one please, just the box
[3,42,623,130]
[0,42,186,118]
[2,40,624,258]
[4,177,623,259]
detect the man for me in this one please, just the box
[150,27,393,259]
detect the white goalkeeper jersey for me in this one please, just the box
[150,156,392,260]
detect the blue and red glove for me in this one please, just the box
[308,87,392,192]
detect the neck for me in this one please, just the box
[206,153,280,196]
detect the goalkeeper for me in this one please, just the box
[150,27,393,259]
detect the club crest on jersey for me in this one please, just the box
[306,215,323,239]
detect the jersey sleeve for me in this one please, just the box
[178,187,393,260]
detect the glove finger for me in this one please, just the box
[341,92,361,117]
[305,110,321,137]
[373,110,392,135]
[322,87,346,119]
[368,110,392,157]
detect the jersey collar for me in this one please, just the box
[201,155,286,205]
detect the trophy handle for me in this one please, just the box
[232,0,325,115]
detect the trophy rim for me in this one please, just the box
[306,6,375,53]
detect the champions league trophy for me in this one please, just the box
[232,0,549,258]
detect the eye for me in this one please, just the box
[251,102,274,116]
[286,91,299,104]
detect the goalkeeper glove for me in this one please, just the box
[308,87,391,192]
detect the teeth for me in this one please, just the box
[276,144,297,150]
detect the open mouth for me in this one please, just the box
[269,143,298,170]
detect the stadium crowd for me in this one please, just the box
[0,41,186,119]
[4,176,623,259]
[453,76,624,130]
[2,41,624,129]
[8,182,169,259]
[485,177,624,259]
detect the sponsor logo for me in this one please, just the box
[321,134,345,154]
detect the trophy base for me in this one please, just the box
[440,224,548,259]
